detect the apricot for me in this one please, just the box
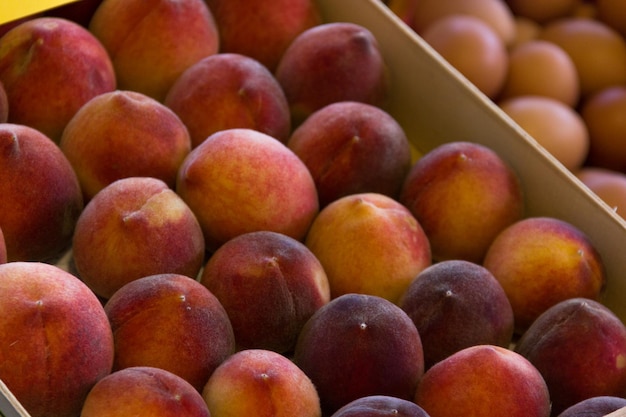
[72,177,205,300]
[164,53,291,148]
[0,262,114,417]
[399,141,524,264]
[200,231,330,353]
[288,101,412,207]
[483,216,606,333]
[399,260,514,370]
[414,345,551,417]
[293,293,424,415]
[305,193,431,304]
[275,22,388,126]
[104,273,236,392]
[202,349,321,417]
[81,366,211,417]
[515,298,626,415]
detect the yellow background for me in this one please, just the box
[1,0,81,25]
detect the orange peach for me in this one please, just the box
[176,128,319,252]
[515,298,626,415]
[205,0,322,72]
[72,177,205,300]
[305,192,431,304]
[399,141,524,264]
[202,349,321,417]
[0,17,116,143]
[0,262,114,417]
[60,90,192,201]
[293,293,425,415]
[399,260,514,370]
[287,101,412,208]
[483,216,606,334]
[81,366,211,417]
[414,345,551,417]
[275,22,389,126]
[164,53,291,148]
[104,273,236,392]
[200,231,330,353]
[89,0,219,102]
[0,123,83,262]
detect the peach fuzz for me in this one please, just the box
[305,192,431,304]
[399,141,524,264]
[0,17,116,143]
[164,53,291,148]
[104,273,236,392]
[287,101,412,208]
[0,123,83,262]
[293,293,425,415]
[60,90,191,201]
[202,349,321,417]
[200,231,330,353]
[275,22,389,126]
[89,0,219,102]
[483,216,606,334]
[414,345,551,417]
[72,177,206,300]
[176,128,319,252]
[0,262,114,417]
[81,366,211,417]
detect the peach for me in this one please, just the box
[483,216,606,334]
[399,260,514,370]
[515,298,626,416]
[576,167,626,219]
[202,349,321,417]
[0,123,83,262]
[399,141,524,264]
[0,80,7,123]
[330,395,430,417]
[104,273,236,392]
[557,396,626,417]
[305,192,431,304]
[293,293,425,415]
[89,0,219,102]
[72,177,205,300]
[275,22,389,126]
[414,345,551,417]
[60,90,192,201]
[176,128,319,252]
[0,262,114,417]
[164,53,291,148]
[81,366,211,417]
[287,101,412,208]
[205,0,322,72]
[200,231,330,353]
[0,17,116,143]
[0,227,6,264]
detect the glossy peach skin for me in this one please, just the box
[72,177,206,300]
[202,349,321,417]
[164,53,291,148]
[200,231,330,353]
[104,274,236,392]
[0,17,116,143]
[89,0,219,102]
[414,345,551,417]
[483,216,606,334]
[287,101,412,208]
[0,262,114,417]
[0,123,83,262]
[176,128,319,252]
[60,90,192,201]
[205,0,321,72]
[305,193,431,305]
[81,366,211,417]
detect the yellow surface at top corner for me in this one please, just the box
[1,0,81,25]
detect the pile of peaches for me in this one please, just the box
[0,1,625,417]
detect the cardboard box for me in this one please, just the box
[2,0,626,416]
